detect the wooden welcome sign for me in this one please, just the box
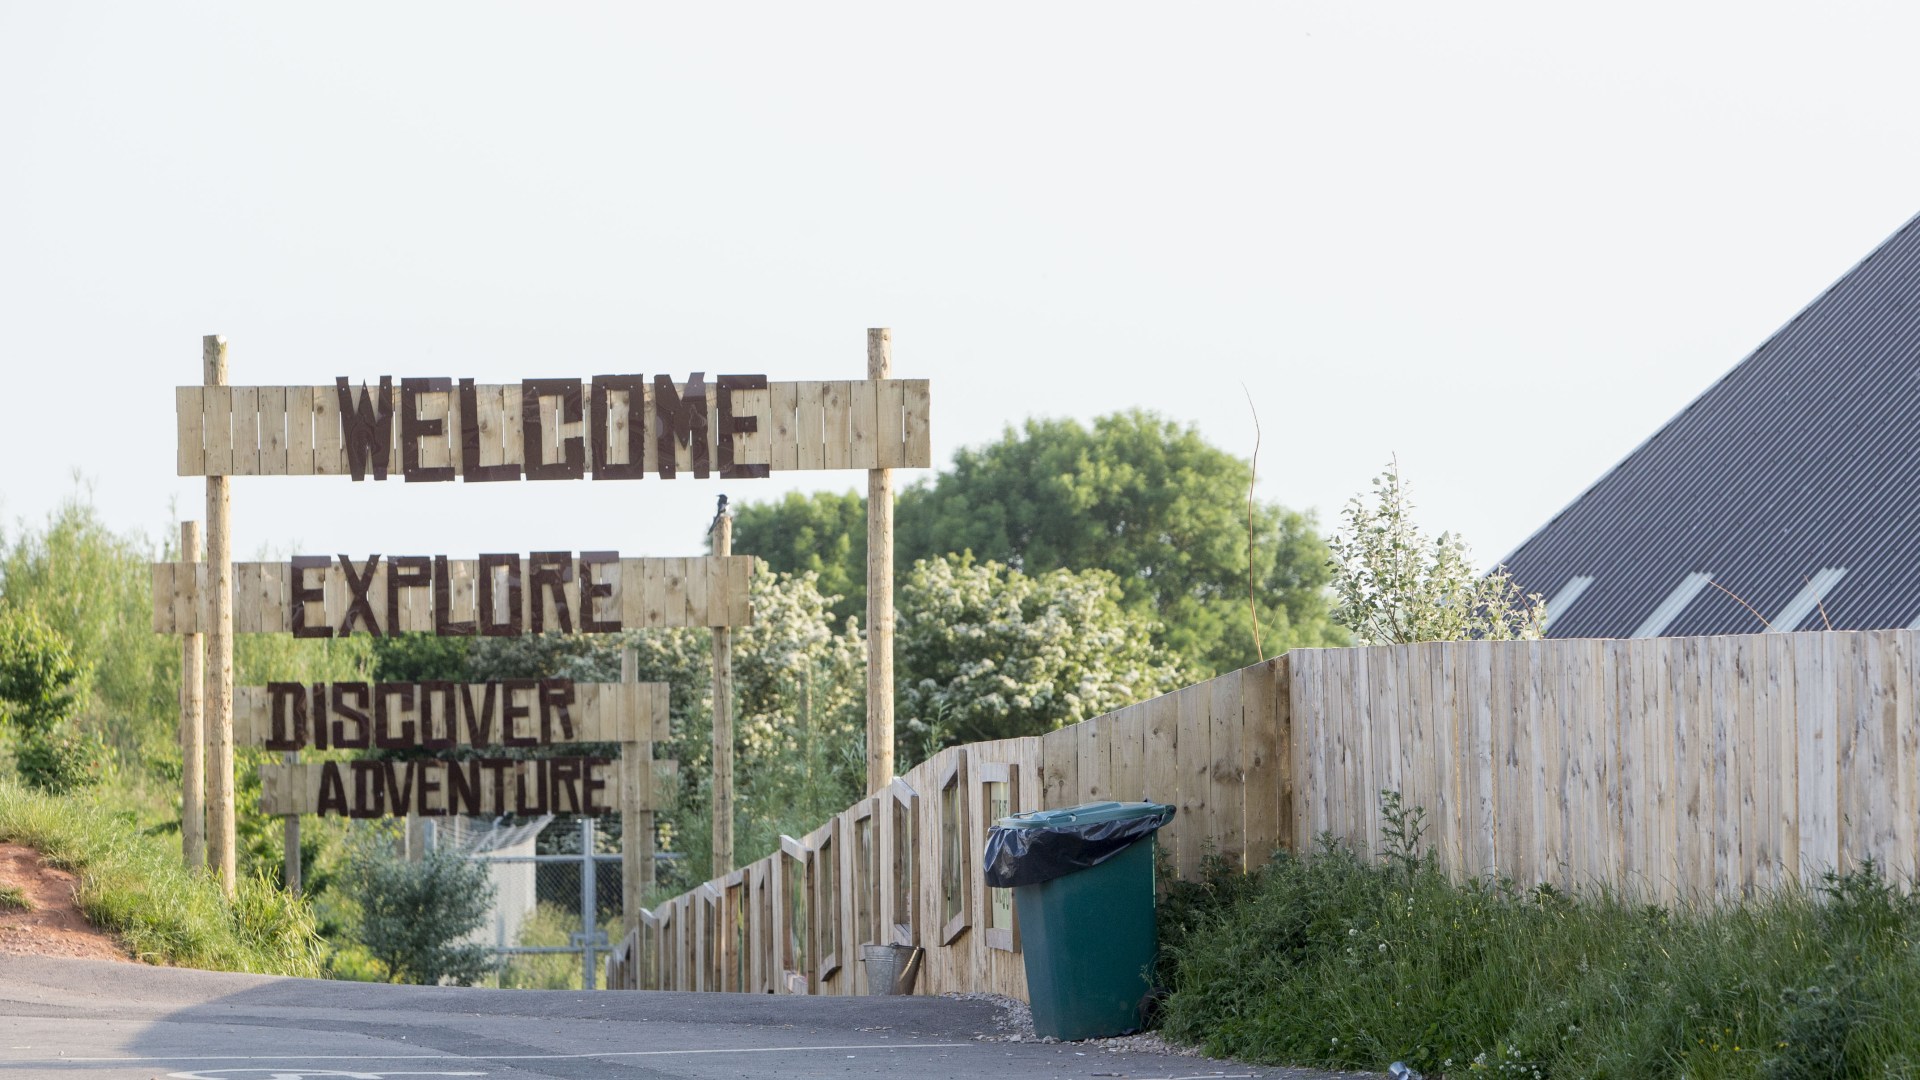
[175,375,931,479]
[168,337,929,931]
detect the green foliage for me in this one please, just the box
[738,411,1344,678]
[345,840,496,986]
[0,884,28,912]
[0,780,324,974]
[898,554,1184,744]
[0,606,108,793]
[371,633,474,682]
[494,902,623,989]
[474,566,869,885]
[0,491,175,759]
[730,490,868,627]
[1159,792,1920,1078]
[1328,460,1545,645]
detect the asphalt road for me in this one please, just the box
[0,956,1356,1080]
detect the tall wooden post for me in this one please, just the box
[204,334,237,895]
[620,645,656,946]
[179,520,205,871]
[283,752,301,893]
[711,503,735,875]
[866,328,895,794]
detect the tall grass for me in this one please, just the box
[1159,793,1920,1078]
[0,780,323,976]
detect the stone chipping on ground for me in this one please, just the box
[946,991,1201,1056]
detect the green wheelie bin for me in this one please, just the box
[983,801,1175,1041]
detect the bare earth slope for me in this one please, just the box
[0,842,130,963]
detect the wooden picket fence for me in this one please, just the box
[608,629,1920,997]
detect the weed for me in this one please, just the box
[1159,790,1920,1079]
[0,884,29,912]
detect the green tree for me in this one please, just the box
[734,411,1345,677]
[1327,460,1545,645]
[730,491,867,628]
[0,491,175,757]
[897,554,1183,745]
[0,605,107,792]
[347,842,496,985]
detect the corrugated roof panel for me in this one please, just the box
[1504,211,1920,638]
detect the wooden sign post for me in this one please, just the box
[867,329,895,795]
[178,520,206,872]
[164,335,932,966]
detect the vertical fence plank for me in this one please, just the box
[1797,632,1838,879]
[1078,713,1109,804]
[1145,689,1182,864]
[1110,704,1147,804]
[1040,726,1078,810]
[1896,630,1920,885]
[1209,668,1245,869]
[1175,682,1212,879]
[1242,660,1282,867]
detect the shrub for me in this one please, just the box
[1159,791,1920,1078]
[347,845,496,986]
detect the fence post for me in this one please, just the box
[582,816,598,991]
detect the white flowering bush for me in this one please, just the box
[1328,460,1545,645]
[897,554,1183,745]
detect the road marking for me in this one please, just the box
[15,1042,971,1065]
[169,1072,486,1080]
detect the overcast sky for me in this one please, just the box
[3,3,1917,573]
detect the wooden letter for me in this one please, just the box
[529,551,573,634]
[592,375,648,480]
[654,373,709,479]
[433,555,477,637]
[374,683,417,749]
[502,679,537,747]
[478,553,523,637]
[336,377,396,482]
[580,551,620,633]
[461,682,499,747]
[331,682,372,749]
[291,556,332,639]
[266,682,308,751]
[387,556,433,634]
[338,554,383,637]
[539,678,576,743]
[317,761,348,816]
[420,681,457,750]
[717,375,770,479]
[400,377,455,483]
[523,378,587,481]
[458,378,520,482]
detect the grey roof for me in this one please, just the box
[1504,212,1920,638]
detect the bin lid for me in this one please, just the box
[995,800,1172,829]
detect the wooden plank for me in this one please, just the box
[1144,690,1181,866]
[685,554,710,630]
[1461,641,1495,880]
[902,380,932,469]
[201,386,233,476]
[502,384,525,475]
[257,386,288,475]
[1347,647,1373,859]
[873,379,907,470]
[795,382,827,471]
[768,381,800,472]
[285,386,315,475]
[1174,682,1211,880]
[820,381,852,471]
[845,378,878,470]
[151,562,175,635]
[312,385,343,476]
[230,386,260,475]
[177,387,205,477]
[1076,715,1108,803]
[1796,632,1838,881]
[1241,659,1282,867]
[1039,725,1076,811]
[727,556,752,627]
[1110,704,1146,803]
[1710,636,1737,898]
[662,556,689,627]
[1898,630,1920,886]
[1208,668,1245,869]
[640,558,668,628]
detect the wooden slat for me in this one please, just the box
[820,381,852,471]
[229,386,260,475]
[151,562,175,635]
[285,386,315,475]
[847,379,879,469]
[1209,667,1245,869]
[257,386,288,475]
[768,381,800,472]
[902,380,931,468]
[201,386,233,476]
[795,382,827,471]
[1076,714,1108,803]
[176,387,205,477]
[312,386,343,475]
[1174,682,1211,880]
[1039,726,1078,810]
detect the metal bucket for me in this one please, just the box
[860,943,924,995]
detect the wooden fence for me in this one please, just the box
[609,629,1920,997]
